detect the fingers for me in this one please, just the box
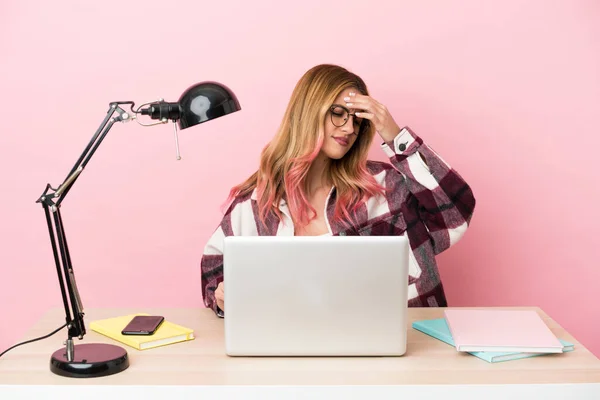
[343,94,371,110]
[354,111,375,121]
[345,94,384,118]
[345,92,381,107]
[215,282,224,310]
[215,282,224,298]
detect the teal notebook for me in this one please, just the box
[412,318,574,363]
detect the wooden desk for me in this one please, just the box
[1,307,599,399]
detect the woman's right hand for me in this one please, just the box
[215,282,225,311]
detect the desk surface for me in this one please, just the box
[0,306,599,386]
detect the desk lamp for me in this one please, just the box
[36,82,241,378]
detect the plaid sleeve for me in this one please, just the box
[200,192,256,317]
[380,126,476,254]
[200,224,226,317]
[200,198,241,318]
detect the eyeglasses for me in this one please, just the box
[329,104,365,130]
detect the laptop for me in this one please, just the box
[223,235,409,356]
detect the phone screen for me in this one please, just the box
[121,315,165,335]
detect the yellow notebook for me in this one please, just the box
[89,313,195,350]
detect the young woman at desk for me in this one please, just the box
[200,64,476,317]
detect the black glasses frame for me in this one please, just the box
[329,104,361,127]
[329,104,370,135]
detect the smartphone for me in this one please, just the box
[121,315,165,335]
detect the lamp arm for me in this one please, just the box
[55,102,134,205]
[36,101,134,344]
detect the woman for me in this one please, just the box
[201,64,475,317]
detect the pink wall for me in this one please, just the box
[1,1,599,359]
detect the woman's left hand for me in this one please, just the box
[344,91,401,143]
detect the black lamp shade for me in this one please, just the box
[177,82,241,130]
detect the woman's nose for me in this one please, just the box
[341,116,355,133]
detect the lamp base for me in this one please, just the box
[50,343,129,378]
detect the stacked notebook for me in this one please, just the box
[413,310,574,363]
[90,313,195,350]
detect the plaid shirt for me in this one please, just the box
[201,126,476,317]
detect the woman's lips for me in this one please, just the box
[334,137,349,146]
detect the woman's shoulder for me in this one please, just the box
[223,188,256,216]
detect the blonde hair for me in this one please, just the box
[227,64,385,228]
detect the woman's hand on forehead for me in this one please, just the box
[342,91,401,142]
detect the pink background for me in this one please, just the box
[1,1,599,358]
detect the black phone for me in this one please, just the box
[121,315,165,335]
